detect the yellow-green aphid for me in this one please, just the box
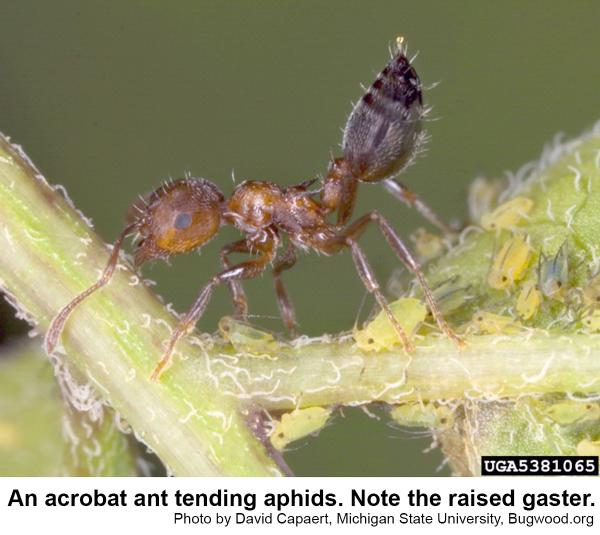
[544,400,600,425]
[469,311,523,335]
[0,419,19,448]
[582,271,600,307]
[516,280,542,320]
[576,438,600,457]
[582,309,600,332]
[269,407,332,451]
[537,242,569,300]
[411,228,445,261]
[390,403,454,430]
[354,297,426,352]
[431,275,472,315]
[480,196,534,231]
[218,316,278,354]
[487,233,531,289]
[468,176,505,223]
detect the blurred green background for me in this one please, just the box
[1,0,600,476]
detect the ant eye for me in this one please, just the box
[174,212,193,230]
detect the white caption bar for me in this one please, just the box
[1,477,599,534]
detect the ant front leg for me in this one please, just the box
[272,242,298,337]
[150,251,273,381]
[220,240,250,319]
[345,211,465,349]
[382,180,455,236]
[45,223,136,354]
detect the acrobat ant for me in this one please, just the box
[45,37,464,380]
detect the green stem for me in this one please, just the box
[0,133,281,476]
[207,333,600,410]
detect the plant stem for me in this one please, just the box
[0,133,282,476]
[206,333,600,410]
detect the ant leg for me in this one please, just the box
[45,223,136,354]
[346,211,464,348]
[382,179,455,236]
[220,240,250,319]
[344,238,414,353]
[150,253,272,381]
[272,242,298,337]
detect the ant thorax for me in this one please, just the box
[225,179,333,249]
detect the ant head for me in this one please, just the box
[128,178,224,266]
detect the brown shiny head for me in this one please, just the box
[129,178,224,266]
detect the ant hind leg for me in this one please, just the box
[345,238,414,353]
[369,212,464,348]
[272,242,298,337]
[382,179,456,236]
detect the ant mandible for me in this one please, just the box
[45,37,464,380]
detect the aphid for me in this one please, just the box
[218,316,278,354]
[480,196,534,232]
[582,271,600,307]
[537,242,569,300]
[354,297,426,352]
[576,438,600,457]
[544,401,600,425]
[430,275,472,315]
[469,311,523,335]
[467,176,505,223]
[487,233,531,290]
[410,227,445,261]
[582,309,600,332]
[45,39,464,380]
[390,402,454,430]
[516,279,541,320]
[269,407,332,451]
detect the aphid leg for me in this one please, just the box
[150,253,272,381]
[345,212,464,349]
[272,242,298,337]
[382,179,455,236]
[345,238,414,353]
[220,240,250,319]
[44,223,136,354]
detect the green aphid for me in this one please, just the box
[390,403,454,430]
[269,407,332,450]
[582,309,600,332]
[480,196,534,232]
[516,279,541,320]
[582,271,600,307]
[487,233,531,290]
[544,400,600,425]
[469,310,523,335]
[218,316,278,354]
[537,242,569,300]
[354,297,426,352]
[431,275,472,315]
[576,438,600,457]
[411,228,445,262]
